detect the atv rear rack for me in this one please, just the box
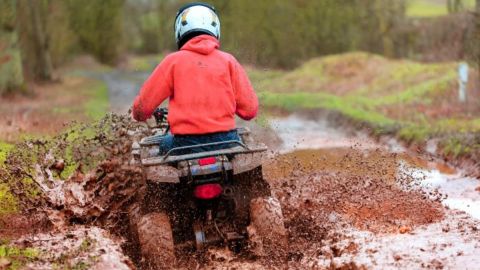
[142,140,267,166]
[139,127,252,147]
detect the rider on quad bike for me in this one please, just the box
[131,2,257,154]
[130,3,287,268]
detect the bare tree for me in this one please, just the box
[16,0,54,81]
[25,0,53,81]
[476,0,480,79]
[0,0,25,94]
[448,0,464,13]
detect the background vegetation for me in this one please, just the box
[250,52,480,157]
[1,0,479,95]
[0,0,479,157]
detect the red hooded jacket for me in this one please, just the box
[132,35,258,135]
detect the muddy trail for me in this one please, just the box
[0,68,479,269]
[1,112,479,269]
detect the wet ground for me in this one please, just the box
[151,112,480,269]
[102,71,480,269]
[3,70,479,269]
[271,113,480,220]
[261,113,480,269]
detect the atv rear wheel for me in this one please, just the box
[137,212,175,269]
[248,196,288,258]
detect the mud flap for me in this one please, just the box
[144,165,180,183]
[231,152,265,175]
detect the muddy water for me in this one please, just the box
[263,113,480,269]
[272,113,480,221]
[402,164,480,220]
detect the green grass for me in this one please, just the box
[0,80,110,214]
[408,1,448,17]
[254,51,480,157]
[0,116,115,217]
[0,244,39,269]
[0,183,17,215]
[407,0,476,17]
[0,142,16,215]
[84,81,110,121]
[49,77,110,122]
[0,141,13,164]
[372,72,455,106]
[259,91,398,134]
[59,124,99,180]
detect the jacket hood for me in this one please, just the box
[180,34,219,55]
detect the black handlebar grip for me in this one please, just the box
[153,108,169,123]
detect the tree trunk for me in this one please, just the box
[0,0,25,94]
[375,0,395,58]
[476,0,480,80]
[26,0,53,81]
[448,0,464,13]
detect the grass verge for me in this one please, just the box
[84,80,110,121]
[251,52,480,158]
[407,0,476,17]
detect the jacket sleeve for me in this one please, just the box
[132,57,174,121]
[232,60,258,120]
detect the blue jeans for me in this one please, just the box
[159,130,241,155]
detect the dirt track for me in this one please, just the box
[1,73,480,269]
[2,113,479,269]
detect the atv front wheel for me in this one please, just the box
[248,196,288,258]
[137,212,175,269]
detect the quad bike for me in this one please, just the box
[129,108,287,268]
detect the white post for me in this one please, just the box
[458,62,468,103]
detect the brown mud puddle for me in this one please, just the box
[201,146,457,269]
[265,148,444,234]
[401,154,456,175]
[259,146,480,269]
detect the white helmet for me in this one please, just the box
[174,3,220,48]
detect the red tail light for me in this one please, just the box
[198,157,216,166]
[194,184,222,200]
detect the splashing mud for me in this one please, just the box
[1,112,479,269]
[15,226,133,269]
[263,114,480,269]
[0,114,149,268]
